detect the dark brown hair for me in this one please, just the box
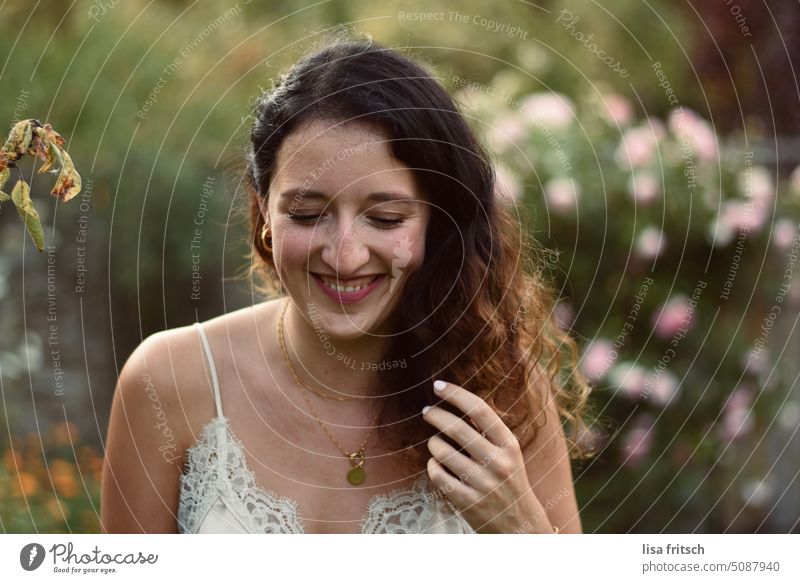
[242,34,595,473]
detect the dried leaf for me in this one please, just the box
[38,123,65,149]
[0,167,9,190]
[38,141,64,175]
[3,120,33,162]
[0,191,11,202]
[51,148,81,202]
[10,179,45,252]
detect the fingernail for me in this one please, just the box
[433,380,447,393]
[422,406,431,415]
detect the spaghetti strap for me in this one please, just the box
[193,322,224,419]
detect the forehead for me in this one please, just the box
[269,118,425,202]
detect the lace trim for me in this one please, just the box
[359,476,474,534]
[178,416,304,533]
[178,415,474,534]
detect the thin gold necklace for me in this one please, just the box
[278,299,382,485]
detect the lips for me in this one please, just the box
[311,273,387,304]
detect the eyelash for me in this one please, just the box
[287,213,406,229]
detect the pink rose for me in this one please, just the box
[652,295,692,340]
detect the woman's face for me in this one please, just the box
[264,117,431,340]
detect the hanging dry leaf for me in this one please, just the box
[51,148,81,202]
[0,167,9,190]
[3,120,33,163]
[38,141,65,175]
[10,179,45,252]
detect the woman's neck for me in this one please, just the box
[280,298,390,399]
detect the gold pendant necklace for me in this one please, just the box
[278,299,381,486]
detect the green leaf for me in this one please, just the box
[0,167,9,190]
[11,179,45,252]
[0,190,11,202]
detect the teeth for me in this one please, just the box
[318,275,379,293]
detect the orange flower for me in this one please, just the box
[3,448,23,472]
[51,422,80,446]
[51,459,78,498]
[19,471,39,496]
[46,497,69,522]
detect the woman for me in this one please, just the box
[101,36,593,534]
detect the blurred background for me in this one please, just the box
[0,0,798,533]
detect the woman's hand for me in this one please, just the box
[422,380,555,534]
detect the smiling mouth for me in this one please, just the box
[311,273,383,292]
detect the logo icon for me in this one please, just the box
[20,543,46,571]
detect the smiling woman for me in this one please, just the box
[102,33,594,535]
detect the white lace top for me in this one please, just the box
[177,322,475,534]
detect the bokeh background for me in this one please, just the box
[1,0,798,533]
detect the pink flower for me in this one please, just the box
[520,92,575,130]
[652,295,693,340]
[494,163,522,204]
[626,171,660,205]
[772,218,798,252]
[743,347,770,375]
[718,385,754,442]
[636,226,666,260]
[581,338,617,381]
[621,414,654,468]
[489,112,526,153]
[643,370,679,406]
[667,107,718,161]
[602,93,633,126]
[545,177,580,213]
[614,125,659,170]
[790,165,800,197]
[609,361,648,399]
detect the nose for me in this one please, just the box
[321,217,370,276]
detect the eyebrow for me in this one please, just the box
[278,188,421,204]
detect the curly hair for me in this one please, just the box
[239,33,596,473]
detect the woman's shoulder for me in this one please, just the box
[117,300,282,446]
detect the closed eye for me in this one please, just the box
[287,213,405,229]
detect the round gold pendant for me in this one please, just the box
[347,466,366,485]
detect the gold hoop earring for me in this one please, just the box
[260,223,273,253]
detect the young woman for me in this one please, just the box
[101,36,593,534]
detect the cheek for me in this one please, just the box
[385,225,426,273]
[272,224,314,271]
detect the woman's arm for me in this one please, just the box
[100,331,186,533]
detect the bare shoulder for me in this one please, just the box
[100,300,280,533]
